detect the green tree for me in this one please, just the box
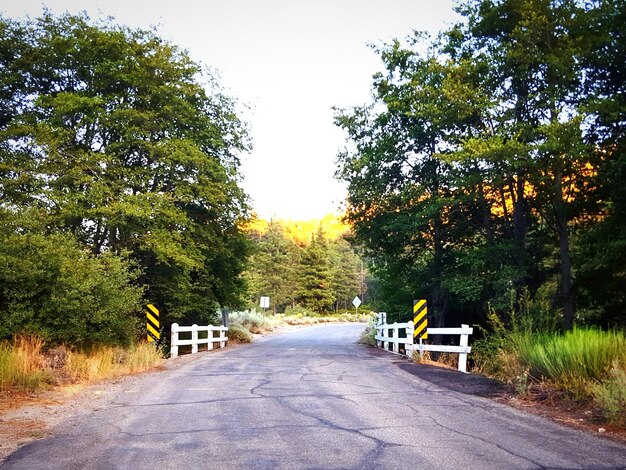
[244,220,299,312]
[329,237,362,311]
[296,227,335,313]
[0,13,250,329]
[0,210,143,347]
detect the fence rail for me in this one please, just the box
[375,313,473,373]
[171,323,228,358]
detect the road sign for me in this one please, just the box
[413,299,428,340]
[260,296,270,309]
[352,296,361,308]
[146,304,160,343]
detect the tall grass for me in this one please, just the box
[0,336,52,391]
[0,337,162,392]
[66,344,162,381]
[517,328,626,397]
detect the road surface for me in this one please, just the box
[2,324,625,469]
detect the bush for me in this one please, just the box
[592,361,626,426]
[358,321,377,346]
[227,324,253,343]
[228,310,267,333]
[0,229,143,348]
[283,305,318,317]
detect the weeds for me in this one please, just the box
[592,361,626,426]
[0,336,53,391]
[0,337,162,392]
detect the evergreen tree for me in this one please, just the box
[296,227,335,313]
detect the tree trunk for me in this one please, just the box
[555,169,575,330]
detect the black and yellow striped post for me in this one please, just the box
[146,304,160,343]
[413,299,428,340]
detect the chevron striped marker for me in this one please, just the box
[413,299,428,340]
[146,304,160,343]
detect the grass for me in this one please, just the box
[0,336,162,392]
[0,336,52,391]
[516,328,626,398]
[474,320,626,426]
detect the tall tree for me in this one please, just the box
[0,13,250,326]
[244,220,299,313]
[296,227,335,313]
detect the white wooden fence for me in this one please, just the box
[375,313,473,373]
[170,323,228,358]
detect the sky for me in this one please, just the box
[1,0,461,220]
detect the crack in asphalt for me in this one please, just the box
[407,404,550,469]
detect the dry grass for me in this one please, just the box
[0,336,52,391]
[0,336,162,392]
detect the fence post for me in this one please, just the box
[383,324,389,351]
[392,323,399,353]
[220,327,226,348]
[459,324,469,373]
[191,324,198,354]
[207,327,214,351]
[406,321,414,357]
[171,323,179,358]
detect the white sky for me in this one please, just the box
[1,0,461,220]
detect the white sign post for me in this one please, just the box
[352,296,361,315]
[260,296,270,310]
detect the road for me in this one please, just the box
[2,324,625,469]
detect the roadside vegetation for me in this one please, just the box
[0,336,162,392]
[229,307,374,338]
[472,307,626,427]
[333,0,626,431]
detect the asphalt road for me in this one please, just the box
[3,324,626,469]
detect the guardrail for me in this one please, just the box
[375,313,473,373]
[375,317,414,357]
[170,323,228,358]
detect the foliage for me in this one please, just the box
[0,336,52,391]
[358,324,377,347]
[244,220,299,313]
[334,0,626,330]
[228,310,270,334]
[243,220,368,315]
[0,12,251,345]
[66,343,162,381]
[0,336,161,391]
[592,361,626,426]
[0,215,143,348]
[517,328,626,398]
[296,227,335,313]
[226,324,253,343]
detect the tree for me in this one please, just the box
[296,227,335,313]
[329,237,362,311]
[0,210,143,347]
[244,220,299,312]
[0,13,250,329]
[335,0,616,329]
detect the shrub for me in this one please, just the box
[283,305,318,317]
[0,230,143,348]
[592,361,626,426]
[229,310,268,333]
[358,321,377,346]
[227,324,253,343]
